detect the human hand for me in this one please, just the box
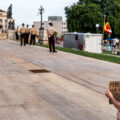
[105,90,114,99]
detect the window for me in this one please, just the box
[0,19,2,23]
[0,25,3,29]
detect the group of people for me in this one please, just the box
[103,39,120,55]
[15,23,38,46]
[15,22,57,52]
[15,23,120,119]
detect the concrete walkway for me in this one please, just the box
[0,39,119,120]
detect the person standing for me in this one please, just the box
[47,23,57,52]
[20,23,26,46]
[30,25,37,45]
[15,26,19,40]
[25,25,30,44]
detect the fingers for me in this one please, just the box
[105,89,114,99]
[105,90,111,98]
[105,90,109,97]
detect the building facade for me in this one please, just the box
[0,9,7,33]
[61,21,67,35]
[48,16,62,21]
[33,16,68,37]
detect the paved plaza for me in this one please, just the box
[0,39,119,120]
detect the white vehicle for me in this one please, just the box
[64,33,102,53]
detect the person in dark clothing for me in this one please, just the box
[47,23,57,52]
[30,25,37,45]
[20,23,26,46]
[25,25,30,44]
[15,26,19,40]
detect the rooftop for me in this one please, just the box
[0,9,6,12]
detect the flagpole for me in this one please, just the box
[103,15,106,40]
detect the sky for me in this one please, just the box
[0,0,78,26]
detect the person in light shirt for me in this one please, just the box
[25,25,30,44]
[30,25,37,45]
[47,23,57,52]
[20,23,26,46]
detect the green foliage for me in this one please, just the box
[54,31,58,38]
[13,39,120,64]
[65,0,120,37]
[36,43,120,64]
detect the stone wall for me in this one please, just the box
[0,33,7,40]
[39,30,48,45]
[8,30,15,39]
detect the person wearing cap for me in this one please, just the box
[106,90,120,120]
[30,25,37,45]
[20,23,26,46]
[47,23,57,52]
[25,25,30,44]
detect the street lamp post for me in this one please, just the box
[38,6,44,30]
[96,24,99,33]
[38,6,45,42]
[103,15,106,40]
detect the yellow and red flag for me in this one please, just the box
[103,22,112,34]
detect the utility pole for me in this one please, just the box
[103,15,106,40]
[38,6,44,30]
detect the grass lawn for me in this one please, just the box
[103,51,113,55]
[11,39,120,64]
[36,43,120,64]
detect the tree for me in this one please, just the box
[54,31,58,38]
[65,0,120,37]
[65,2,103,33]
